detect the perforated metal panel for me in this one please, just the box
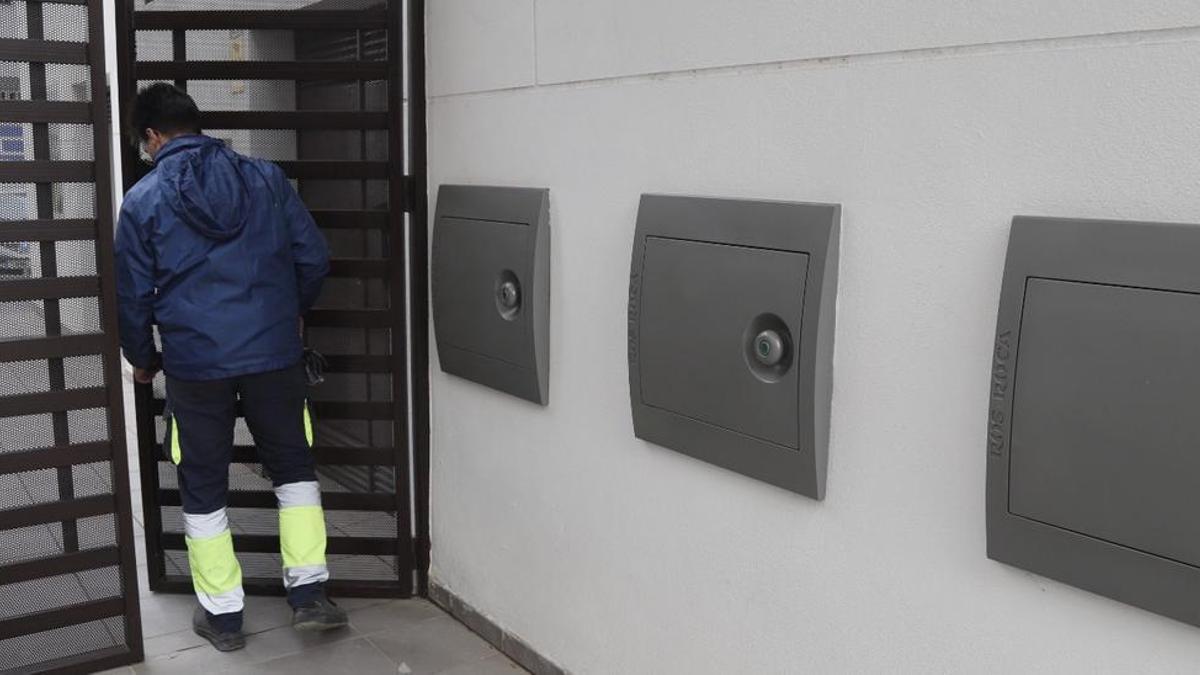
[116,0,430,598]
[0,1,144,672]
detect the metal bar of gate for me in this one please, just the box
[203,111,389,130]
[0,100,92,124]
[136,10,389,31]
[408,0,433,596]
[0,219,98,242]
[0,38,89,64]
[387,0,416,598]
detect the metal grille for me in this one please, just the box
[42,3,88,43]
[1,567,121,621]
[136,78,304,112]
[0,63,90,106]
[0,512,122,564]
[118,0,425,600]
[0,182,98,220]
[187,29,298,61]
[0,355,104,396]
[67,407,111,443]
[134,32,173,62]
[162,505,397,537]
[0,1,143,671]
[1,523,68,565]
[0,3,30,41]
[206,128,300,160]
[48,124,94,161]
[77,513,119,550]
[44,64,92,102]
[0,241,99,278]
[0,414,54,454]
[0,462,112,509]
[165,550,398,582]
[0,297,103,339]
[0,617,126,672]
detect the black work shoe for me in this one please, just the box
[292,594,349,632]
[192,606,246,652]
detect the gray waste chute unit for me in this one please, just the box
[628,195,840,499]
[433,185,550,404]
[988,215,1200,628]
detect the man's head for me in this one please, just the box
[129,83,201,160]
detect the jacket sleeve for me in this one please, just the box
[114,202,157,370]
[277,168,330,313]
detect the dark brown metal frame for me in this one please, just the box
[0,0,144,671]
[408,0,431,597]
[114,0,430,599]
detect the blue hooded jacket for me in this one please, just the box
[115,135,330,381]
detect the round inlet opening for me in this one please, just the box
[743,314,793,382]
[494,270,522,321]
[754,330,785,367]
[499,281,519,309]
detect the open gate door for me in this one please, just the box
[115,0,430,599]
[0,0,145,672]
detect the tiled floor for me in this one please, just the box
[99,574,523,674]
[98,380,524,674]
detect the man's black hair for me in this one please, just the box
[128,82,201,143]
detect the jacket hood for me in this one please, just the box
[155,135,255,241]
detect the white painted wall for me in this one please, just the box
[425,3,1200,674]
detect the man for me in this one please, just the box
[115,83,344,652]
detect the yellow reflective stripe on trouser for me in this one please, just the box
[303,401,314,447]
[280,505,326,568]
[169,416,181,465]
[276,481,328,589]
[184,509,244,614]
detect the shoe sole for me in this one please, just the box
[193,624,246,652]
[293,618,349,632]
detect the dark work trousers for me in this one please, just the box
[165,362,328,631]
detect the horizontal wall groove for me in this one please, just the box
[433,23,1200,100]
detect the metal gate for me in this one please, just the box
[115,0,429,598]
[0,0,145,672]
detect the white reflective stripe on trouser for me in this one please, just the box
[183,509,245,616]
[275,481,329,590]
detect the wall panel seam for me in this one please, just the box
[440,23,1200,100]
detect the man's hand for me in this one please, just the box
[132,367,158,384]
